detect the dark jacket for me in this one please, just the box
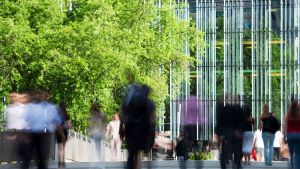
[262,114,280,134]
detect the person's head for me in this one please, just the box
[39,90,50,101]
[262,104,269,114]
[19,93,29,104]
[90,102,100,113]
[113,113,119,121]
[9,92,18,104]
[289,100,299,118]
[59,101,68,117]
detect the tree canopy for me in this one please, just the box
[0,0,201,133]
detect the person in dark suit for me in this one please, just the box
[121,84,156,169]
[216,94,246,169]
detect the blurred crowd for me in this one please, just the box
[3,89,300,169]
[2,84,157,169]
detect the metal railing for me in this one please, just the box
[0,131,56,163]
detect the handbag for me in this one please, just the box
[251,148,257,161]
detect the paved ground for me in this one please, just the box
[0,160,291,169]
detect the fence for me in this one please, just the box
[64,130,127,162]
[0,131,56,163]
[0,130,128,163]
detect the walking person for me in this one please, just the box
[5,92,30,165]
[121,84,156,169]
[175,132,189,169]
[106,113,121,161]
[261,104,280,166]
[242,105,254,165]
[216,94,245,169]
[285,100,300,169]
[56,102,72,168]
[90,102,106,162]
[273,129,283,161]
[24,91,62,169]
[252,124,264,162]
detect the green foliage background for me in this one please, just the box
[0,0,202,133]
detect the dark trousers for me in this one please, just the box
[273,147,281,161]
[220,128,243,169]
[20,132,52,169]
[127,151,140,169]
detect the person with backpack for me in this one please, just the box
[121,84,156,169]
[261,104,280,166]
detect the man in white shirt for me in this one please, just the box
[273,130,284,161]
[6,93,29,130]
[106,113,121,161]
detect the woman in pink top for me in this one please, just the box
[285,101,300,169]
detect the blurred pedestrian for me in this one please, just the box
[285,100,300,169]
[5,92,28,130]
[175,132,188,169]
[281,140,290,161]
[5,92,30,164]
[216,94,245,169]
[273,130,283,161]
[121,84,156,169]
[106,113,121,161]
[252,123,264,162]
[242,105,254,165]
[56,102,72,168]
[23,91,62,169]
[90,102,106,162]
[261,104,280,166]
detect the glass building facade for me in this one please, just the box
[169,0,300,141]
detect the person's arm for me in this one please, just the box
[105,122,111,138]
[66,119,72,129]
[252,133,257,149]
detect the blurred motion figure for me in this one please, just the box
[285,100,300,169]
[121,84,156,169]
[56,102,72,168]
[90,102,106,162]
[23,91,62,169]
[216,94,245,169]
[106,113,121,161]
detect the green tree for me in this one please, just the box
[0,0,201,133]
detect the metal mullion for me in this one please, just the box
[268,0,272,110]
[240,0,244,106]
[295,1,300,100]
[200,0,205,142]
[263,0,268,105]
[232,0,236,98]
[280,0,284,124]
[196,0,199,142]
[256,0,261,114]
[224,0,227,104]
[212,0,216,138]
[230,0,233,100]
[288,0,292,103]
[295,0,298,100]
[205,0,209,140]
[251,0,256,125]
[284,0,288,113]
[259,0,264,109]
